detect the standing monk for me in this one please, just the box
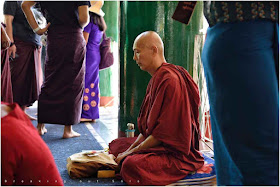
[22,1,90,138]
[109,31,204,185]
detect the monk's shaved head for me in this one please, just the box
[133,31,164,56]
[133,31,166,75]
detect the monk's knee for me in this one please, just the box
[121,156,136,172]
[120,156,142,185]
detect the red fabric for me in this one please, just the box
[1,49,13,103]
[109,63,204,185]
[1,103,63,186]
[109,137,138,156]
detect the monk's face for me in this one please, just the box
[133,38,153,72]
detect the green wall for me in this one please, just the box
[119,1,204,136]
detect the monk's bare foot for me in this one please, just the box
[63,125,81,139]
[37,123,47,135]
[92,119,96,123]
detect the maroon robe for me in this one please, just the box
[1,102,63,186]
[38,26,85,125]
[1,49,13,103]
[109,62,204,185]
[10,38,42,107]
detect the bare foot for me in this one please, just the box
[37,123,47,135]
[80,118,97,123]
[63,125,81,139]
[23,107,37,121]
[26,113,37,121]
[80,118,92,122]
[43,126,47,133]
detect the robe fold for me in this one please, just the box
[10,38,42,107]
[109,62,204,186]
[38,26,86,125]
[1,49,13,103]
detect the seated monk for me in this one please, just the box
[1,102,63,186]
[109,31,204,185]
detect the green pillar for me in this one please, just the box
[119,1,204,136]
[99,1,119,105]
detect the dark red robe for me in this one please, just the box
[38,26,85,125]
[1,49,13,103]
[1,103,63,186]
[10,38,42,107]
[109,62,204,185]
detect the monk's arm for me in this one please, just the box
[21,1,50,35]
[125,133,145,152]
[115,134,161,164]
[132,135,162,152]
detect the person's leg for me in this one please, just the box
[22,106,37,121]
[273,23,279,83]
[202,20,279,185]
[62,125,80,139]
[18,105,37,121]
[202,23,244,185]
[37,122,47,135]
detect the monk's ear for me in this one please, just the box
[151,45,158,55]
